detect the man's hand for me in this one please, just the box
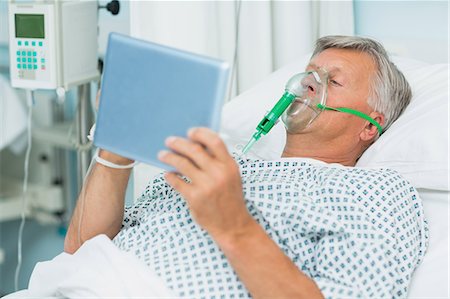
[159,127,323,298]
[158,127,254,239]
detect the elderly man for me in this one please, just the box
[65,36,427,298]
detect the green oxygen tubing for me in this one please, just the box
[241,71,323,155]
[241,91,296,154]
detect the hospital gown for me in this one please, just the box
[113,156,428,298]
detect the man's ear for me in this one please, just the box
[360,112,384,142]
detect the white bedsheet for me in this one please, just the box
[3,234,174,298]
[408,189,449,298]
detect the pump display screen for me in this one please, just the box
[15,14,45,38]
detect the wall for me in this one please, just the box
[354,0,448,63]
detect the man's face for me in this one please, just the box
[295,48,377,142]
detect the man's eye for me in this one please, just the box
[330,80,341,86]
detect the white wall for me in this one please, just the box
[98,0,129,56]
[354,0,448,64]
[0,0,8,44]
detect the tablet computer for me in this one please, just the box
[94,33,230,170]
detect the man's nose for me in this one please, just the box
[307,84,316,97]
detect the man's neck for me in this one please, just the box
[281,134,362,167]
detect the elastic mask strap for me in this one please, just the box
[317,103,383,135]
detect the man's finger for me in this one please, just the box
[164,136,213,170]
[164,172,191,197]
[187,127,230,161]
[158,150,201,180]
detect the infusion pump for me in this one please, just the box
[9,1,99,90]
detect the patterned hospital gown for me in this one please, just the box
[113,156,428,298]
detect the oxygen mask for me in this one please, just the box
[281,69,328,133]
[241,68,328,154]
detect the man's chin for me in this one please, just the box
[284,126,314,136]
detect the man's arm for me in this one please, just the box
[64,150,133,254]
[214,218,323,298]
[158,127,324,299]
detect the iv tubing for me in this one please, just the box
[14,90,34,291]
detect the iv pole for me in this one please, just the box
[76,83,92,193]
[74,0,121,193]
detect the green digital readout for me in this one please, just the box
[15,14,45,39]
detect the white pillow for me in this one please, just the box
[357,58,449,191]
[219,55,449,191]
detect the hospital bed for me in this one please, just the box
[3,53,447,298]
[134,55,449,298]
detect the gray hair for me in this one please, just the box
[312,35,412,133]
